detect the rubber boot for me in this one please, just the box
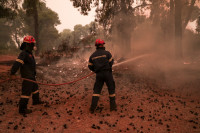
[32,93,44,105]
[19,98,32,115]
[110,97,117,111]
[89,96,99,114]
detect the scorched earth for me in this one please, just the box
[0,55,200,133]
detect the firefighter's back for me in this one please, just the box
[90,48,112,73]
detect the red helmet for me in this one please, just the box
[23,35,36,43]
[95,39,105,46]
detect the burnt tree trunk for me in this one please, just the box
[33,0,39,56]
[167,0,175,56]
[183,0,196,31]
[170,0,174,31]
[120,0,131,55]
[175,0,183,59]
[151,0,160,26]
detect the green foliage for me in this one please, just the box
[70,0,95,15]
[0,18,12,47]
[0,16,22,55]
[0,1,60,54]
[38,3,60,51]
[70,0,149,32]
[22,2,61,52]
[11,9,26,48]
[70,0,149,55]
[196,16,200,33]
[22,0,39,15]
[58,22,98,48]
[182,4,200,22]
[0,18,18,54]
[0,0,20,18]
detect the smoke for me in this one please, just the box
[110,16,200,97]
[36,16,200,97]
[36,45,95,85]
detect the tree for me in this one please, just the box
[147,0,199,59]
[23,0,40,55]
[0,0,20,18]
[175,0,183,59]
[23,1,60,53]
[70,0,200,58]
[0,18,20,54]
[196,16,200,34]
[58,22,98,49]
[183,0,196,31]
[11,9,26,48]
[37,3,60,51]
[70,0,145,56]
[0,1,60,54]
[150,0,163,26]
[169,0,174,38]
[72,24,90,45]
[0,18,13,48]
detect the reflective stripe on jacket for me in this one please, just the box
[11,50,36,79]
[88,47,114,73]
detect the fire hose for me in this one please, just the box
[0,72,95,86]
[0,54,151,86]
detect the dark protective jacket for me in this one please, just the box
[88,47,114,73]
[11,50,36,79]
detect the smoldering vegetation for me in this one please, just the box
[36,18,200,98]
[108,16,200,97]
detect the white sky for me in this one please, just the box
[45,0,197,33]
[45,0,96,32]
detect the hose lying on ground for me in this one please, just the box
[0,54,151,86]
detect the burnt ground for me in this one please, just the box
[0,55,200,133]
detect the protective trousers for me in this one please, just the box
[19,79,40,114]
[90,71,117,112]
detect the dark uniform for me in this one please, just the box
[88,46,117,113]
[11,49,41,114]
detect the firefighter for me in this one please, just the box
[10,35,43,115]
[88,39,117,113]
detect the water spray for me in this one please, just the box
[0,54,152,86]
[113,54,151,67]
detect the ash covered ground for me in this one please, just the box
[0,55,200,133]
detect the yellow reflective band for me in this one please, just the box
[21,95,30,99]
[92,55,106,60]
[16,59,24,64]
[93,94,100,97]
[23,40,36,43]
[32,90,39,94]
[88,62,93,66]
[109,57,113,62]
[109,94,116,97]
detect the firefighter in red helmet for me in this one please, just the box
[88,39,117,113]
[10,35,43,115]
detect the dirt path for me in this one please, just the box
[0,55,16,73]
[0,55,16,62]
